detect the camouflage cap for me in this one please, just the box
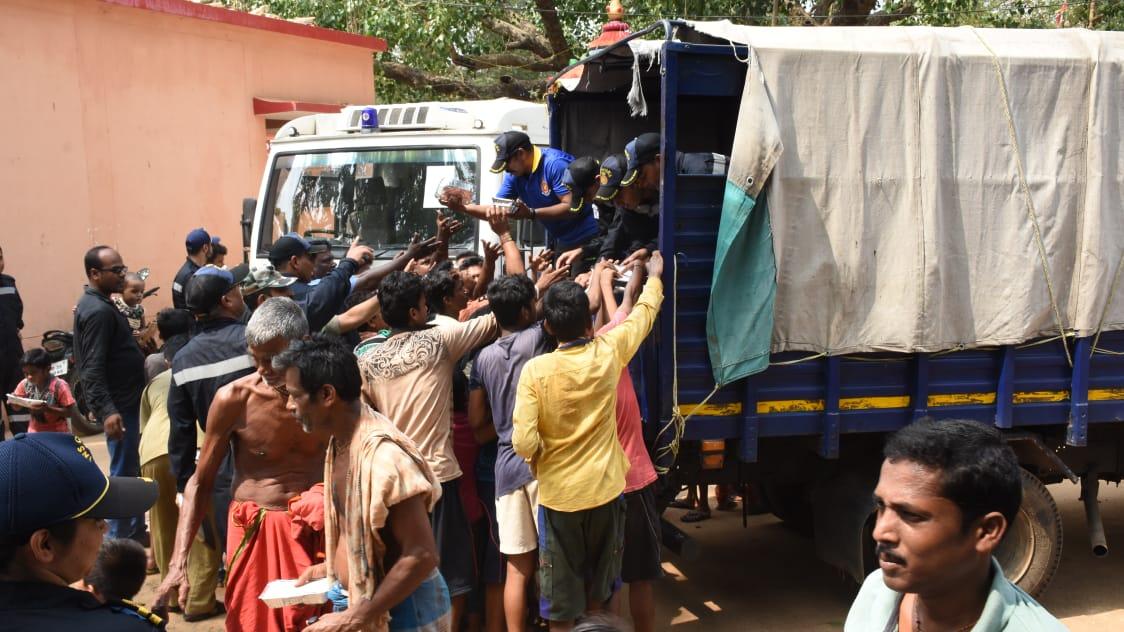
[240,261,297,294]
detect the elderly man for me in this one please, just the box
[155,298,329,632]
[74,246,147,542]
[846,419,1066,631]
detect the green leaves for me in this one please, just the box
[223,0,1121,102]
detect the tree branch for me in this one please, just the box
[866,3,915,25]
[450,48,567,73]
[831,0,879,25]
[379,62,481,98]
[484,16,553,58]
[378,62,540,101]
[533,0,571,57]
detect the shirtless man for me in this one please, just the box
[277,335,449,632]
[154,298,328,632]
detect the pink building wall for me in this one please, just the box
[0,0,382,346]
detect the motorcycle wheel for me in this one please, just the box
[69,373,102,437]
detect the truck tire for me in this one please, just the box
[994,468,1063,598]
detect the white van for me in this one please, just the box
[245,98,548,264]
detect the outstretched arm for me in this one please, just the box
[153,384,241,612]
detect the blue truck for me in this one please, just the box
[548,21,1123,597]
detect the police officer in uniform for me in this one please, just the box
[0,245,25,438]
[172,228,213,310]
[0,432,162,630]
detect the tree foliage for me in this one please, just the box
[218,0,1121,103]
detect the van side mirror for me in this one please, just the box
[241,198,256,263]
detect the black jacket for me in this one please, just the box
[0,273,22,355]
[172,258,201,310]
[288,257,359,333]
[167,318,255,489]
[74,288,146,419]
[0,580,164,631]
[599,152,728,260]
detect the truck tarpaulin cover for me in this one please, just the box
[687,22,1124,386]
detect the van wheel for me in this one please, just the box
[994,468,1063,598]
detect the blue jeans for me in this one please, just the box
[107,405,145,541]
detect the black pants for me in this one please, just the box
[0,350,25,438]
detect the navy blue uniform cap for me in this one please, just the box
[621,133,661,187]
[185,228,211,252]
[562,157,600,212]
[490,131,533,173]
[0,433,157,535]
[595,153,628,202]
[269,232,313,264]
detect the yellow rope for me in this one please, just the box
[770,352,826,366]
[655,253,723,475]
[972,28,1072,367]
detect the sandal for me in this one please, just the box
[680,510,711,523]
[668,499,695,510]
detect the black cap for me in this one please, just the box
[595,153,628,202]
[562,157,600,212]
[306,239,331,255]
[490,131,532,173]
[621,133,661,187]
[184,265,237,314]
[0,433,157,535]
[269,232,312,264]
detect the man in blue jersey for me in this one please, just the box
[441,131,600,274]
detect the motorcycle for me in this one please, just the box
[40,329,100,436]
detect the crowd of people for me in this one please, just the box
[0,130,1068,632]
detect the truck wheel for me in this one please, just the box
[994,468,1063,598]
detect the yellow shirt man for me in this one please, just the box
[512,276,664,512]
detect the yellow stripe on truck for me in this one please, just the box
[682,388,1124,417]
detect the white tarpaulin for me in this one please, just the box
[686,22,1124,355]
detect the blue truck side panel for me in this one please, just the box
[640,43,1124,460]
[549,42,1124,467]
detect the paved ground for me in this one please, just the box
[86,435,1124,631]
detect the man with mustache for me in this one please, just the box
[74,246,148,542]
[846,419,1065,631]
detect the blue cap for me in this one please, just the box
[186,228,211,252]
[562,156,599,212]
[185,265,238,314]
[621,133,661,187]
[211,235,222,246]
[0,433,157,535]
[595,153,628,201]
[269,232,312,264]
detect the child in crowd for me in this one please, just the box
[81,538,149,604]
[114,272,157,354]
[8,348,82,434]
[207,236,228,268]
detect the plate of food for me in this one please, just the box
[6,394,45,407]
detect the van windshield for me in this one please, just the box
[261,147,478,254]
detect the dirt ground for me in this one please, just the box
[87,436,1123,631]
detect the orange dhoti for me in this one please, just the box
[225,483,329,632]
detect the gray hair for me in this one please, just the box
[246,297,308,347]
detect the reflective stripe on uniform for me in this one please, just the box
[173,355,254,386]
[172,282,183,293]
[0,287,15,295]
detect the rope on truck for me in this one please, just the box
[973,27,1072,367]
[656,252,722,475]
